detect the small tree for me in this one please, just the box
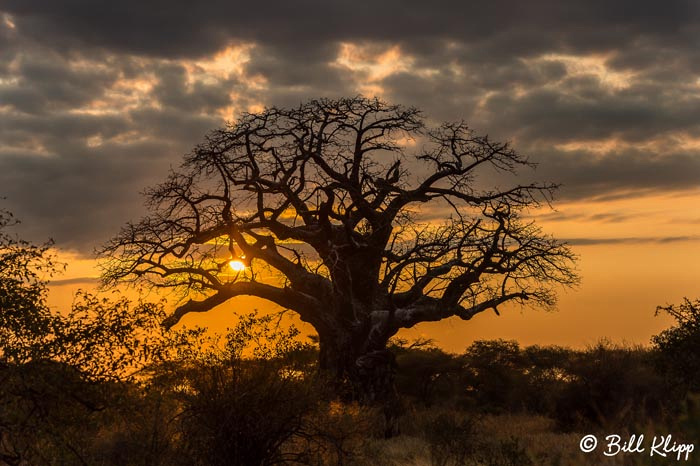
[653,298,700,392]
[0,208,57,364]
[101,96,578,401]
[0,208,172,464]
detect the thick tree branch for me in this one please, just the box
[162,280,321,329]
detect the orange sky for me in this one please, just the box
[46,189,700,353]
[3,6,699,353]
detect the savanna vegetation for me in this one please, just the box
[1,208,699,465]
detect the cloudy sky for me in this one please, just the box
[2,0,699,349]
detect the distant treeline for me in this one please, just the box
[394,337,693,428]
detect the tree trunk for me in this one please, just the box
[317,328,402,438]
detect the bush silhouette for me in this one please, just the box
[653,298,700,393]
[555,341,666,429]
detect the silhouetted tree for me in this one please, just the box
[0,208,57,364]
[0,209,172,464]
[101,97,578,403]
[654,298,700,392]
[555,342,666,429]
[392,340,462,406]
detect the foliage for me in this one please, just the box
[0,208,58,363]
[223,310,315,361]
[148,312,319,465]
[458,340,571,414]
[675,394,700,465]
[392,338,673,432]
[0,301,329,465]
[392,339,462,406]
[461,340,527,411]
[520,345,573,414]
[50,291,168,381]
[169,361,315,465]
[653,297,700,392]
[554,341,667,429]
[1,208,169,380]
[0,210,175,463]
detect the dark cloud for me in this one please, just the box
[49,277,99,286]
[1,0,700,255]
[0,56,117,114]
[531,210,633,224]
[127,107,221,144]
[150,63,236,113]
[587,212,633,223]
[0,112,131,150]
[0,139,180,251]
[534,149,700,201]
[3,0,697,58]
[478,82,700,144]
[245,43,347,90]
[563,236,699,246]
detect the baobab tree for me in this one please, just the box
[101,97,577,401]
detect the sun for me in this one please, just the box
[228,260,246,272]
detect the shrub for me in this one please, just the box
[420,412,477,466]
[555,341,667,429]
[653,298,700,393]
[393,341,462,406]
[460,340,528,412]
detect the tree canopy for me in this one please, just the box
[101,96,578,392]
[653,298,700,391]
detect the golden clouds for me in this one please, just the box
[2,13,15,30]
[526,53,637,91]
[333,43,412,96]
[530,189,700,243]
[185,44,254,82]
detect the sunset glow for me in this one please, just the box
[228,260,246,272]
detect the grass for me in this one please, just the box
[347,408,692,466]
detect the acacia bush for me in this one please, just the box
[460,340,528,412]
[0,209,316,464]
[459,340,570,414]
[154,313,325,466]
[170,360,315,465]
[519,345,572,415]
[0,295,177,464]
[0,210,165,463]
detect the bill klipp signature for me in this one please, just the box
[579,434,695,461]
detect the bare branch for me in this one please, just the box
[100,96,578,366]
